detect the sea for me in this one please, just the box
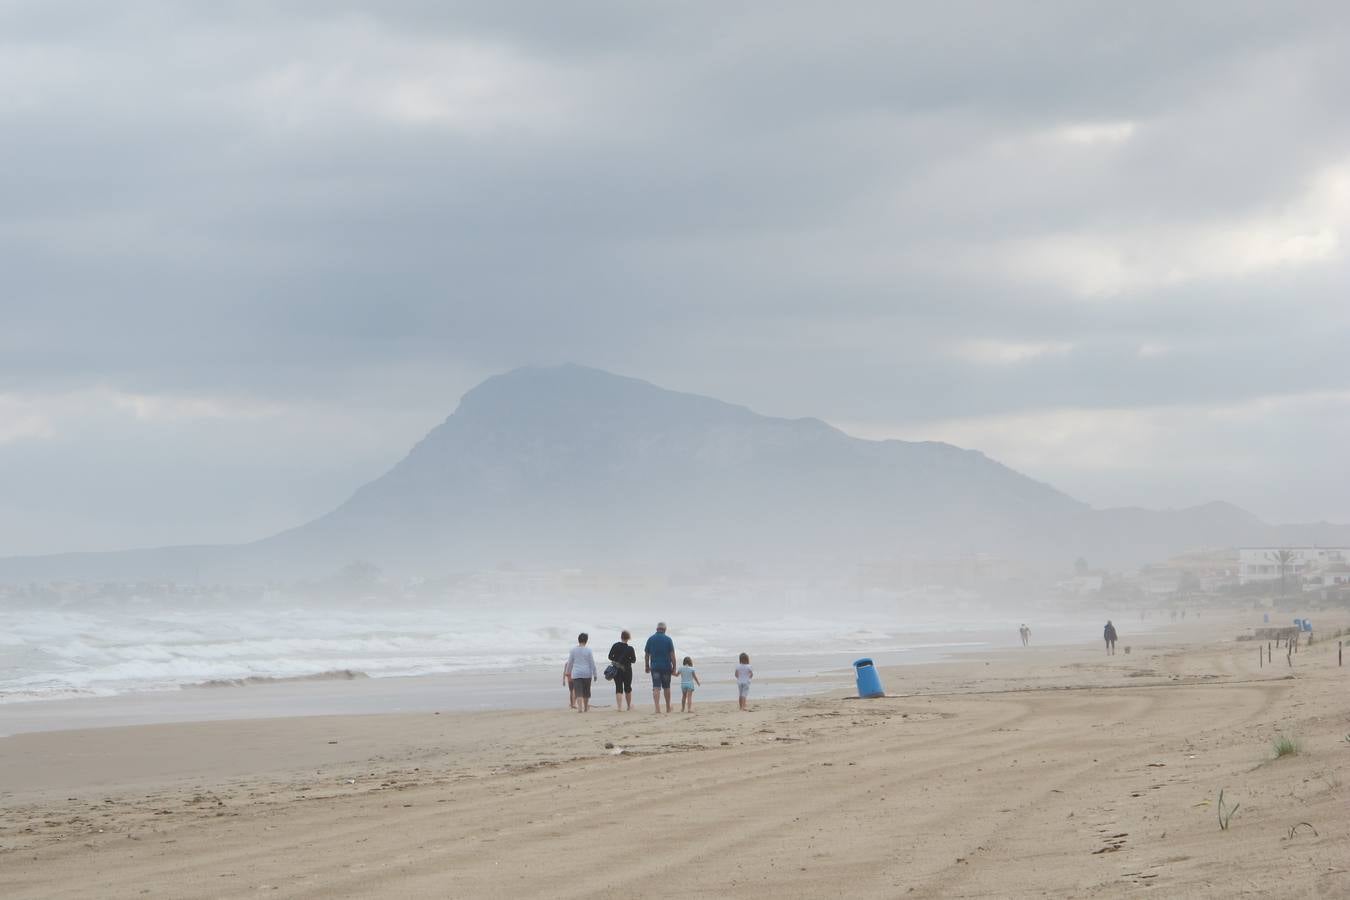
[0,590,1109,736]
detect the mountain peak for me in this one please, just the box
[460,364,658,407]
[452,364,755,430]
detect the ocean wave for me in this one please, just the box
[185,669,371,689]
[0,685,114,705]
[0,600,1019,704]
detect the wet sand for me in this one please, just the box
[2,616,1348,898]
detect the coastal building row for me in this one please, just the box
[1236,547,1350,587]
[1125,546,1350,599]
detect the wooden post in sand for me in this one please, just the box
[1339,640,1342,667]
[1287,642,1293,667]
[1268,642,1272,663]
[1258,646,1262,668]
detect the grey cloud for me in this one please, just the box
[2,1,1350,551]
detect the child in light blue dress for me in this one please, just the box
[678,656,701,712]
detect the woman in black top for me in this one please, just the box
[609,630,637,712]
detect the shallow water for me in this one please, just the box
[0,592,1114,734]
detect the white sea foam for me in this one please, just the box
[0,594,1004,705]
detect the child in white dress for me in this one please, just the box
[734,652,753,711]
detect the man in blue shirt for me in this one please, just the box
[643,622,677,714]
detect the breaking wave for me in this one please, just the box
[186,669,371,689]
[0,595,986,705]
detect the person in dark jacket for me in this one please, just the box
[1104,620,1118,655]
[644,622,677,714]
[608,630,637,712]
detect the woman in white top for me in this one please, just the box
[564,633,598,713]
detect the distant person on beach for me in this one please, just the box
[678,656,701,712]
[734,653,753,711]
[644,622,677,714]
[1103,621,1118,655]
[564,632,597,713]
[1019,624,1030,646]
[608,630,637,712]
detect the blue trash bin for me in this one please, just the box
[854,658,885,698]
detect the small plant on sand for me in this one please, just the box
[1217,788,1239,831]
[1273,735,1301,758]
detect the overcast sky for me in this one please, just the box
[3,1,1350,556]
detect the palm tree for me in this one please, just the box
[1265,549,1299,598]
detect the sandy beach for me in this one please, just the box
[3,617,1348,899]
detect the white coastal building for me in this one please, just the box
[1237,547,1349,586]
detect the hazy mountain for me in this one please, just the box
[2,365,1348,581]
[257,364,1089,571]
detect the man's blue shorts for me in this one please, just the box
[650,669,672,689]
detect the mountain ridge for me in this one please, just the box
[1,365,1346,581]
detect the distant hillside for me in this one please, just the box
[256,364,1089,571]
[2,365,1348,580]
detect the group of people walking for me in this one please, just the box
[567,619,1124,714]
[563,622,754,714]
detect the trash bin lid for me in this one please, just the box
[853,658,874,668]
